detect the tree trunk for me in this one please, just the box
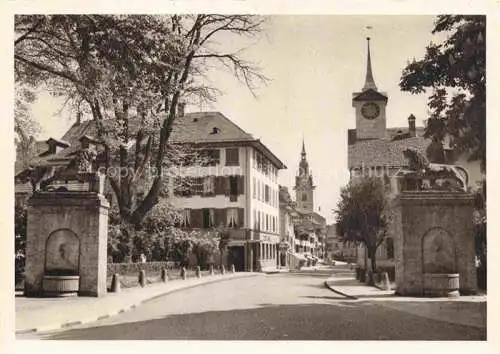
[368,246,377,285]
[120,221,136,263]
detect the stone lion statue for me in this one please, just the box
[402,148,469,192]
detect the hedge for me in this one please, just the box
[107,261,179,276]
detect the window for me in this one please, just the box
[225,148,239,166]
[302,193,307,201]
[203,176,215,195]
[227,208,239,228]
[252,178,256,199]
[265,185,270,203]
[191,177,204,195]
[180,209,191,227]
[266,214,269,231]
[229,175,238,202]
[201,149,220,166]
[254,210,258,229]
[202,208,215,228]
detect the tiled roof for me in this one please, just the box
[348,135,431,169]
[16,111,286,174]
[352,88,388,102]
[348,126,426,145]
[170,112,254,144]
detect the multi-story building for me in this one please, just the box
[278,185,298,268]
[347,37,484,270]
[169,111,286,272]
[292,141,326,259]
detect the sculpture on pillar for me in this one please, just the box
[400,148,469,192]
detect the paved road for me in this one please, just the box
[31,273,485,340]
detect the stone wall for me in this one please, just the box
[394,192,477,296]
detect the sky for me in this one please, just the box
[30,15,444,224]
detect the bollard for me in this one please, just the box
[196,266,201,278]
[209,265,214,276]
[181,267,187,280]
[111,273,121,293]
[231,264,235,273]
[161,268,168,283]
[359,269,366,283]
[138,269,146,287]
[221,265,226,275]
[381,271,391,290]
[367,270,375,286]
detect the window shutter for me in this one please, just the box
[191,209,203,228]
[237,175,245,195]
[215,176,223,195]
[214,208,225,228]
[224,176,230,196]
[238,208,245,228]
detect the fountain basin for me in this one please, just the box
[423,273,459,297]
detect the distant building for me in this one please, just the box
[278,185,299,268]
[325,224,357,262]
[347,38,484,270]
[293,141,326,258]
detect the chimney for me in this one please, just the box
[408,114,416,137]
[178,102,185,117]
[76,112,82,125]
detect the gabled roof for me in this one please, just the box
[348,135,431,169]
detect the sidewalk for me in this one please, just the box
[16,272,260,335]
[325,276,487,329]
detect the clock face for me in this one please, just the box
[361,102,380,120]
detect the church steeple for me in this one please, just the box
[362,37,377,91]
[295,139,315,212]
[299,139,309,176]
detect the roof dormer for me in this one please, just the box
[79,135,98,149]
[45,138,70,155]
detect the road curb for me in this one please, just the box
[16,273,260,335]
[324,280,358,300]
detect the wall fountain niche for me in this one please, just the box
[421,228,459,297]
[392,148,477,297]
[24,167,109,297]
[42,229,81,296]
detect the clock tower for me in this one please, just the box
[352,37,388,140]
[294,139,315,211]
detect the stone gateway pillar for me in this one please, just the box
[24,173,109,297]
[393,192,477,297]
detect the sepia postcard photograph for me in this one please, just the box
[1,1,496,353]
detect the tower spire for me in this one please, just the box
[363,37,377,91]
[301,138,306,157]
